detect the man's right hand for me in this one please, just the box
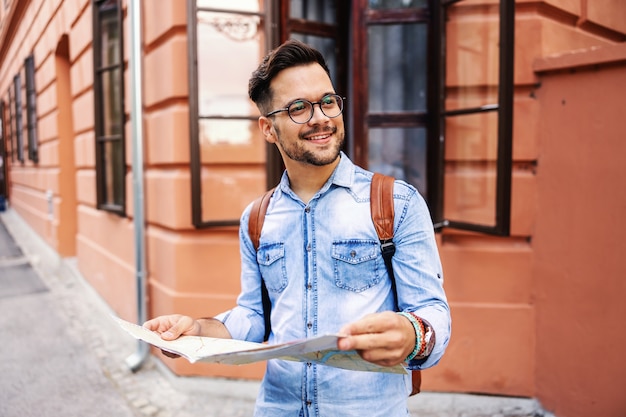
[144,314,232,342]
[143,314,202,341]
[142,314,203,359]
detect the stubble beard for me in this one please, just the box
[275,125,345,167]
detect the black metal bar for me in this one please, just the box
[494,0,515,236]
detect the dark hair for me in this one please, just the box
[248,39,331,114]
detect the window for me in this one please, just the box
[353,0,514,236]
[187,0,515,235]
[92,0,125,214]
[352,0,430,197]
[0,100,6,197]
[433,0,515,235]
[25,55,38,163]
[188,1,269,227]
[13,74,24,163]
[5,88,14,162]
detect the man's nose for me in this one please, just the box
[308,103,330,124]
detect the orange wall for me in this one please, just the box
[532,44,626,417]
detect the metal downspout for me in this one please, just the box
[125,0,149,372]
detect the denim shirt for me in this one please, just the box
[216,153,450,417]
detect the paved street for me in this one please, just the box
[0,207,551,417]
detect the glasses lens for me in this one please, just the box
[288,100,313,123]
[287,95,344,124]
[320,95,343,118]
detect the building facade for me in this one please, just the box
[0,1,624,416]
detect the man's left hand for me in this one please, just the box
[337,311,415,367]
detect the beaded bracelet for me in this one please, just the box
[397,312,423,362]
[408,312,427,357]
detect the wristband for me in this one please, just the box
[397,312,423,362]
[408,312,435,359]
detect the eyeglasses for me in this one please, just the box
[265,94,345,124]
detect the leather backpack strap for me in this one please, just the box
[248,188,275,251]
[370,173,395,241]
[410,369,422,396]
[371,173,422,397]
[371,173,398,305]
[248,188,275,342]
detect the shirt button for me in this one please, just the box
[307,322,312,329]
[307,283,312,290]
[305,206,310,213]
[306,243,311,252]
[306,400,312,406]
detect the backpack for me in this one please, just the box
[248,173,421,396]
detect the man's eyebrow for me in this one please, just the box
[285,92,337,104]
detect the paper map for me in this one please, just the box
[115,317,406,374]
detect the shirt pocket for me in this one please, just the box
[257,242,287,292]
[332,240,383,292]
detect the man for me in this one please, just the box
[144,39,450,416]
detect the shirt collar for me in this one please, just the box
[279,151,356,199]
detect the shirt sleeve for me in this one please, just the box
[214,205,267,343]
[392,183,451,370]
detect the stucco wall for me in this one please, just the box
[533,43,626,417]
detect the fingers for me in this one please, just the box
[337,311,415,367]
[143,315,199,341]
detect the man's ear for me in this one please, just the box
[258,117,276,144]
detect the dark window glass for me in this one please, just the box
[6,88,15,162]
[369,0,427,9]
[13,74,23,163]
[25,55,38,163]
[290,0,337,24]
[368,24,427,113]
[0,100,6,197]
[92,0,125,214]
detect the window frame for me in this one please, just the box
[187,1,269,228]
[13,73,24,163]
[5,88,14,163]
[0,99,7,197]
[432,0,515,236]
[24,55,38,163]
[92,0,126,215]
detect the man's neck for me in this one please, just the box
[285,159,340,204]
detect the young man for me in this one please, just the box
[144,39,450,416]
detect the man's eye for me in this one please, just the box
[321,96,336,106]
[289,101,308,114]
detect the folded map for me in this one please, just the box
[115,317,406,374]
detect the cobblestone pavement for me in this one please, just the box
[0,208,552,417]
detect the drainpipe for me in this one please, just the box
[125,0,149,372]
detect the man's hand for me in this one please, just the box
[337,311,415,367]
[143,314,202,341]
[143,314,232,358]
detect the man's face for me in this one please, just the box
[261,63,345,167]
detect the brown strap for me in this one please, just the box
[370,173,395,241]
[248,188,275,250]
[371,173,422,397]
[410,369,422,396]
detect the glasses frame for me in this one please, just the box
[265,94,345,124]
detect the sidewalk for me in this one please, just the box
[0,207,551,417]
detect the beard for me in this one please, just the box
[274,125,345,167]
